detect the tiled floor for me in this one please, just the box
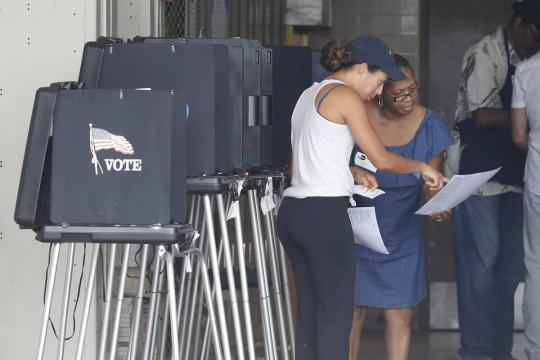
[358,331,526,360]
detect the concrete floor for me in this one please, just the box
[357,331,526,360]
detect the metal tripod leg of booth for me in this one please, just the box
[274,217,296,359]
[178,247,223,360]
[142,246,163,360]
[232,183,256,360]
[202,194,232,360]
[57,243,76,360]
[127,244,150,360]
[163,249,181,360]
[108,243,131,360]
[179,196,204,359]
[37,243,61,360]
[263,211,290,360]
[75,243,101,360]
[216,192,246,360]
[247,189,278,360]
[98,243,118,360]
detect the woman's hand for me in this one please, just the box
[430,209,453,222]
[350,167,378,191]
[420,163,447,191]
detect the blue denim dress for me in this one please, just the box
[352,110,452,308]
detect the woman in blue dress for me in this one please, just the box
[348,54,453,360]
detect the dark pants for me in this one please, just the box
[277,196,355,360]
[453,193,524,360]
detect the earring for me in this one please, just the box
[378,96,384,108]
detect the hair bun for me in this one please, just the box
[320,40,352,72]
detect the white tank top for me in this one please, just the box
[284,79,355,198]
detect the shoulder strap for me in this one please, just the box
[317,84,343,111]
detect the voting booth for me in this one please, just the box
[16,86,188,228]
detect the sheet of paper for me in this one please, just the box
[227,179,245,221]
[261,178,276,215]
[415,168,501,215]
[353,185,385,199]
[347,207,389,254]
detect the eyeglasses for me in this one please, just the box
[391,85,420,102]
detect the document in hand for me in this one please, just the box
[415,167,501,216]
[347,207,389,254]
[353,184,385,199]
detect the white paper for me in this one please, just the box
[226,180,245,221]
[347,207,389,254]
[415,168,501,215]
[185,257,192,273]
[227,201,239,220]
[261,178,276,215]
[354,151,377,173]
[353,185,385,199]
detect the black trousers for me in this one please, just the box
[277,196,355,360]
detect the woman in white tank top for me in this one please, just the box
[276,36,446,360]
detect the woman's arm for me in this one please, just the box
[424,153,452,221]
[424,153,444,201]
[336,88,446,189]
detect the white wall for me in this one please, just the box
[0,1,97,359]
[114,0,154,38]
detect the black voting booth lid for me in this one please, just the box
[14,87,56,229]
[78,39,235,176]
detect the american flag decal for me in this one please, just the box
[89,124,134,175]
[91,127,134,155]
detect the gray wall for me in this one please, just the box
[0,1,98,358]
[310,0,422,75]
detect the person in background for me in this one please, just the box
[511,24,540,360]
[452,1,540,359]
[348,54,453,360]
[277,36,446,360]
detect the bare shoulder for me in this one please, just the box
[414,104,427,119]
[329,86,365,114]
[333,85,361,102]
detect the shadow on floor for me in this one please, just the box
[356,330,526,360]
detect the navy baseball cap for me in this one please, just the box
[348,35,406,81]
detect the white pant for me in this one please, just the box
[524,187,540,360]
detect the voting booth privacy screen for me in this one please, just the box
[15,87,188,228]
[80,40,236,175]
